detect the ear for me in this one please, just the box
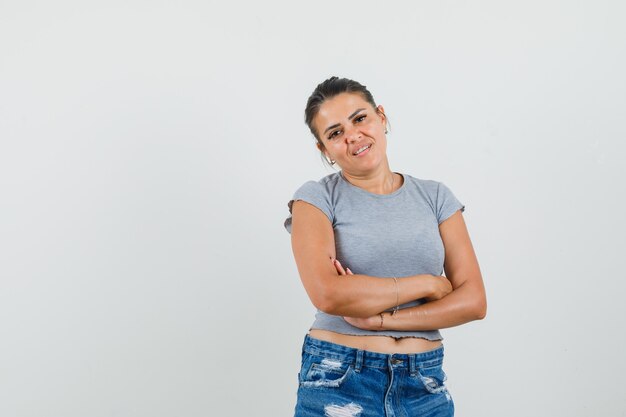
[376,105,387,125]
[316,142,328,157]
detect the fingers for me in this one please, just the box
[425,275,453,301]
[332,258,347,275]
[343,315,375,330]
[436,275,453,297]
[440,275,453,294]
[332,258,354,276]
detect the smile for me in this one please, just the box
[353,144,371,156]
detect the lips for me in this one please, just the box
[352,144,372,156]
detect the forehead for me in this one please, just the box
[315,92,372,129]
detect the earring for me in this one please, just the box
[326,157,336,165]
[385,129,388,134]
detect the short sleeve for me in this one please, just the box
[436,181,465,225]
[284,181,334,234]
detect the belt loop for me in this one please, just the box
[409,354,417,376]
[354,349,364,373]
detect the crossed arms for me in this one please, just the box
[289,200,487,332]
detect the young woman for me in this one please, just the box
[284,76,486,417]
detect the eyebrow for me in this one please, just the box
[323,108,367,135]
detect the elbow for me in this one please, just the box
[310,285,340,315]
[455,281,487,321]
[474,297,487,320]
[317,300,337,315]
[315,299,342,316]
[317,294,369,317]
[307,274,359,316]
[313,285,357,316]
[475,305,487,320]
[318,292,345,316]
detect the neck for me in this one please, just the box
[341,165,397,195]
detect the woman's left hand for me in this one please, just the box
[343,315,382,330]
[331,258,383,330]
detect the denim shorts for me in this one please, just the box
[294,334,454,417]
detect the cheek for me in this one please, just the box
[364,119,383,133]
[364,125,383,139]
[330,143,345,155]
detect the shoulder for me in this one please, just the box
[402,173,440,197]
[292,172,341,197]
[402,174,464,222]
[317,171,342,189]
[403,173,454,195]
[285,172,340,233]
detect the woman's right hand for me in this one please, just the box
[331,258,353,276]
[425,275,453,301]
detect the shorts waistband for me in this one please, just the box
[302,334,444,372]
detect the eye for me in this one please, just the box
[328,130,342,140]
[355,115,366,123]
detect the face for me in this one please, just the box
[313,92,388,173]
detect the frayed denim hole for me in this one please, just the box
[416,363,448,394]
[300,364,354,389]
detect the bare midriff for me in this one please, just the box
[308,329,442,354]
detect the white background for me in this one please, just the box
[1,1,625,416]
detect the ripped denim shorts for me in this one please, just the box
[294,334,454,417]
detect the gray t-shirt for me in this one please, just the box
[284,171,465,340]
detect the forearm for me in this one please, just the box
[380,281,487,331]
[321,273,434,318]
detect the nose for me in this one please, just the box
[344,124,362,143]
